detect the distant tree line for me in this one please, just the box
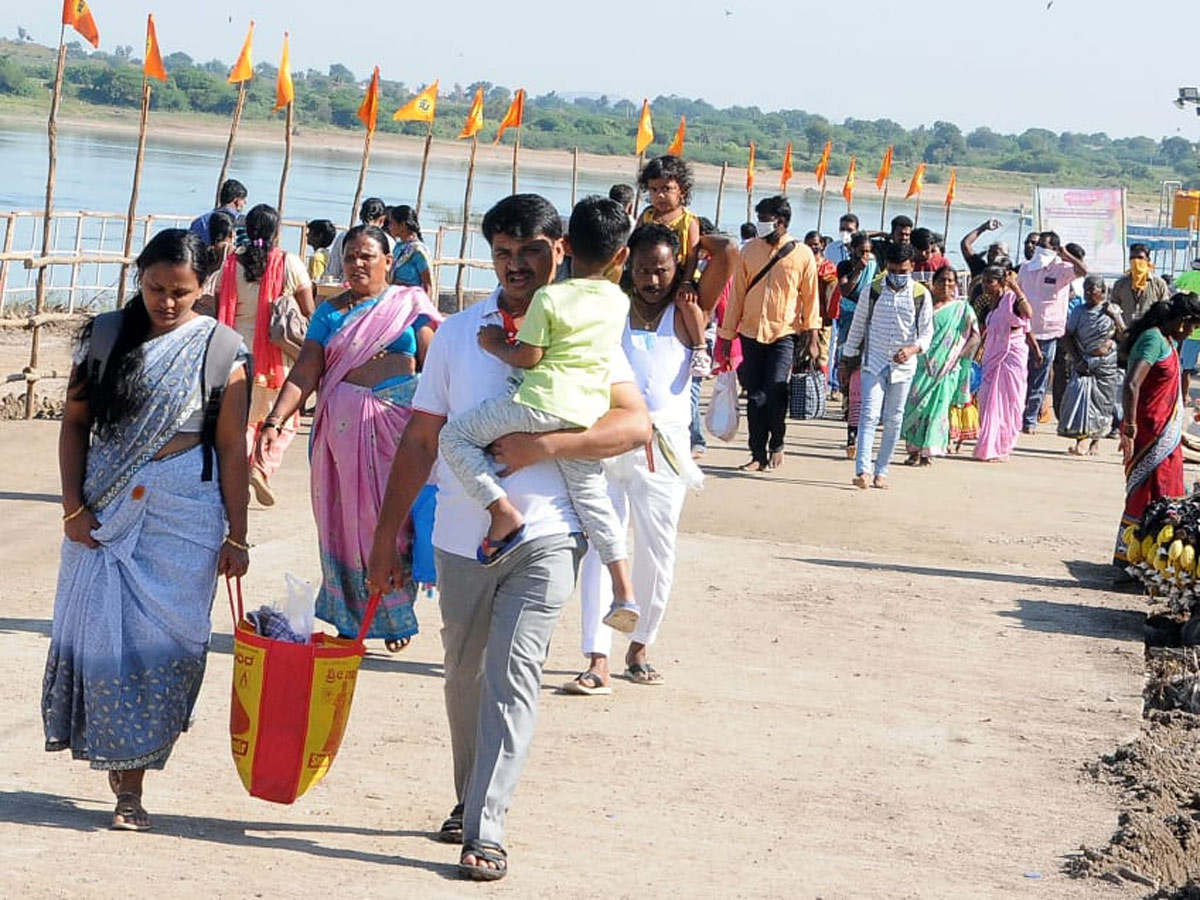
[1,37,1198,191]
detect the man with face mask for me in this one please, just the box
[717,195,820,471]
[1111,243,1169,326]
[825,213,860,266]
[838,242,933,489]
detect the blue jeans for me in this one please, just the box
[690,376,705,451]
[1023,338,1057,430]
[855,367,911,479]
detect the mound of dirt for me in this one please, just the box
[0,393,63,420]
[1071,711,1200,892]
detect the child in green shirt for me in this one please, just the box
[438,196,640,633]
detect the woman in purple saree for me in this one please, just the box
[258,225,440,649]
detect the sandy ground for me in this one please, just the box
[0,363,1161,898]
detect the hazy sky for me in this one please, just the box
[4,0,1198,141]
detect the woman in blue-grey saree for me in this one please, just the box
[44,229,250,832]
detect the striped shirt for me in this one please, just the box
[840,278,933,382]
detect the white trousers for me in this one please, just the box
[579,428,689,656]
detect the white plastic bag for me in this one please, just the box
[281,573,317,639]
[705,370,740,443]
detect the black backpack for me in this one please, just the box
[87,311,250,481]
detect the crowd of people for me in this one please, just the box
[40,161,1200,880]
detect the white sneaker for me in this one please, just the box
[689,348,712,379]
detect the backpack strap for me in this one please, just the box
[200,323,251,482]
[746,240,798,295]
[85,310,124,383]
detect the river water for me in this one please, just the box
[1,121,1027,308]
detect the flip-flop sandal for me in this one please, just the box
[623,662,665,685]
[111,792,151,832]
[476,524,527,567]
[602,602,640,634]
[459,838,507,881]
[385,637,412,653]
[561,672,613,695]
[437,802,464,844]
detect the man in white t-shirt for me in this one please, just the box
[367,194,650,882]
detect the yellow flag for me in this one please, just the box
[780,142,794,191]
[666,116,686,157]
[274,33,293,111]
[814,140,832,184]
[458,87,484,139]
[635,99,654,156]
[358,66,380,134]
[143,14,166,82]
[228,21,254,84]
[906,162,927,199]
[494,89,525,143]
[945,168,957,207]
[62,0,100,48]
[842,156,857,205]
[876,145,893,190]
[394,81,438,124]
[746,141,755,193]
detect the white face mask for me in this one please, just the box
[839,230,854,244]
[755,220,776,238]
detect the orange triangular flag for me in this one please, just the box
[945,168,957,207]
[876,145,893,190]
[842,156,857,206]
[667,116,686,157]
[746,141,756,193]
[780,142,794,191]
[358,66,380,134]
[143,14,166,82]
[62,0,100,48]
[635,100,654,156]
[394,81,438,124]
[494,89,525,143]
[458,87,484,139]
[228,22,254,84]
[274,32,293,110]
[906,162,926,199]
[814,140,832,184]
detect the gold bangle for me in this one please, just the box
[224,536,250,551]
[62,505,88,522]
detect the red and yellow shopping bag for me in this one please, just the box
[227,579,380,805]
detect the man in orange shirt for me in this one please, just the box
[717,195,820,471]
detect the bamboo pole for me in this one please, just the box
[277,102,294,216]
[914,193,923,227]
[815,179,828,234]
[415,124,433,216]
[349,128,375,229]
[879,179,890,231]
[511,127,521,195]
[942,202,952,250]
[570,147,579,206]
[118,75,152,305]
[746,182,752,223]
[216,81,248,206]
[455,136,479,309]
[0,213,15,305]
[27,26,67,419]
[714,161,727,229]
[631,152,644,219]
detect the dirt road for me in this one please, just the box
[0,411,1149,898]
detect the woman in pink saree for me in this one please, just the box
[974,267,1041,462]
[258,226,441,650]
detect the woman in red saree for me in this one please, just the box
[1115,293,1200,566]
[257,225,441,649]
